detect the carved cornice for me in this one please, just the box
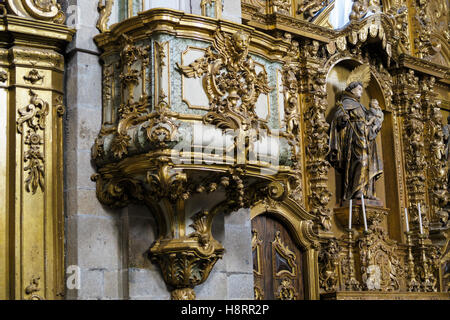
[397,54,450,84]
[94,9,290,61]
[0,15,74,50]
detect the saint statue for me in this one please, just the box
[443,116,450,190]
[329,64,383,203]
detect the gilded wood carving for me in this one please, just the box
[177,29,272,132]
[97,0,114,32]
[318,239,341,292]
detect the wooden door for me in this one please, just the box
[252,214,305,300]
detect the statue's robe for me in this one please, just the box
[329,93,383,201]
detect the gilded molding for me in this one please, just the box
[1,4,71,301]
[252,229,263,276]
[272,230,297,277]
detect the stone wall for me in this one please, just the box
[64,0,253,300]
[64,0,123,299]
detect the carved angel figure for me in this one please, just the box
[329,64,383,202]
[177,29,271,131]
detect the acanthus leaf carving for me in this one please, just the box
[276,278,297,300]
[302,44,332,231]
[91,172,144,208]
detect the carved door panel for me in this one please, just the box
[252,214,304,300]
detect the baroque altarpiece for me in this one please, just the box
[0,0,449,300]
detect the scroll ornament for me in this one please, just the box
[17,90,49,194]
[6,0,65,24]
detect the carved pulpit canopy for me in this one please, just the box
[4,0,65,24]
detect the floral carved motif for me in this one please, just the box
[24,69,44,84]
[177,29,272,132]
[421,77,448,229]
[276,278,297,300]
